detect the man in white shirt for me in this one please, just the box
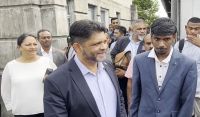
[37,29,67,67]
[130,18,197,117]
[174,17,200,117]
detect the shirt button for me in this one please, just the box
[157,98,161,101]
[157,110,160,113]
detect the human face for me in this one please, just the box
[19,36,38,57]
[151,34,175,58]
[111,19,119,29]
[76,32,108,63]
[114,29,123,39]
[185,22,200,38]
[133,23,148,40]
[144,34,153,51]
[38,31,52,49]
[73,32,108,64]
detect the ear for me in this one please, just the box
[185,25,187,30]
[172,34,177,43]
[17,45,20,49]
[72,43,82,53]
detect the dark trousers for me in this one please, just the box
[118,77,128,113]
[14,113,44,117]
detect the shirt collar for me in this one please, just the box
[148,47,173,63]
[74,55,104,76]
[129,35,141,45]
[41,46,52,54]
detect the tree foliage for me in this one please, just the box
[133,0,159,25]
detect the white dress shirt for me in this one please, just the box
[148,47,173,90]
[124,36,141,58]
[174,38,200,97]
[74,56,117,117]
[41,46,53,61]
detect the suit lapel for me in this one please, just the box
[148,58,160,94]
[69,59,101,117]
[159,51,179,95]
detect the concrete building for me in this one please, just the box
[0,0,134,116]
[162,0,200,38]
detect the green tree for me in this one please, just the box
[133,0,159,25]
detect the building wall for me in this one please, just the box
[0,0,68,71]
[72,0,133,29]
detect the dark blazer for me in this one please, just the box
[129,50,197,117]
[37,47,67,67]
[110,36,144,61]
[43,58,127,117]
[110,36,130,60]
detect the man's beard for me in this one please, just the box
[155,48,166,55]
[138,35,145,41]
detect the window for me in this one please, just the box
[66,0,75,29]
[88,5,96,21]
[116,12,121,23]
[100,8,109,27]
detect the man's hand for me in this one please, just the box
[115,68,126,78]
[187,35,200,47]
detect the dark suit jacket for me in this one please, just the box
[37,47,67,67]
[110,36,130,60]
[110,36,144,61]
[44,58,127,117]
[130,50,197,117]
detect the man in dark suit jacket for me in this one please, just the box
[44,20,126,117]
[129,18,197,117]
[37,29,67,67]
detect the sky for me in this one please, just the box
[156,0,168,17]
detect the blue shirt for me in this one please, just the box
[74,56,117,117]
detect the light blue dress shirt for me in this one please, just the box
[74,56,117,117]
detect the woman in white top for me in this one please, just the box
[1,33,57,117]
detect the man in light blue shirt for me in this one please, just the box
[44,20,126,117]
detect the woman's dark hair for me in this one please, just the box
[17,33,36,46]
[69,20,106,44]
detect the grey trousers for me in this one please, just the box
[194,97,200,117]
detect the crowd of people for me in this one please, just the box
[1,16,200,117]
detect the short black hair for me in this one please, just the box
[69,20,106,44]
[17,33,36,46]
[111,17,118,23]
[187,17,200,24]
[37,29,51,39]
[115,26,127,35]
[151,18,177,36]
